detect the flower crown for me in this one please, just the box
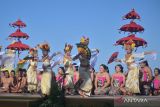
[38,43,50,51]
[64,43,73,53]
[80,36,89,44]
[29,48,38,55]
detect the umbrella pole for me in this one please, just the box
[18,50,20,58]
[14,51,17,69]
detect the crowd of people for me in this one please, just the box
[0,62,160,96]
[0,36,159,98]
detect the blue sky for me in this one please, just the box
[0,0,160,74]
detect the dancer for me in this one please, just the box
[63,43,74,94]
[26,48,38,93]
[73,36,93,97]
[115,40,155,95]
[38,43,60,96]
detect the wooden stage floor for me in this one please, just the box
[0,94,160,107]
[0,93,42,107]
[65,95,160,107]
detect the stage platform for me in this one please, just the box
[0,93,42,107]
[0,94,160,107]
[65,95,160,107]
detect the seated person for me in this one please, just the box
[56,67,74,95]
[139,60,152,95]
[56,67,65,87]
[94,64,110,95]
[109,64,126,95]
[0,70,13,93]
[0,71,5,87]
[11,69,27,93]
[10,70,17,86]
[153,68,160,95]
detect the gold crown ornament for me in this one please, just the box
[64,43,73,53]
[80,36,89,45]
[29,48,38,56]
[37,43,50,52]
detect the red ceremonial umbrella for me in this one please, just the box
[9,29,29,40]
[6,41,30,57]
[9,19,26,28]
[107,52,119,64]
[119,21,144,33]
[114,34,147,48]
[123,9,140,20]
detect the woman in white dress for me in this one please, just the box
[63,43,74,94]
[38,43,60,96]
[27,48,38,93]
[115,40,155,95]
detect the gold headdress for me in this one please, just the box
[64,43,73,53]
[76,36,91,59]
[29,48,38,56]
[80,36,89,45]
[124,39,136,50]
[38,43,50,52]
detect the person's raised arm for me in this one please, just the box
[114,58,122,63]
[144,51,156,55]
[49,52,61,60]
[72,53,81,61]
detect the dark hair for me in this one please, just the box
[115,64,124,73]
[154,68,160,74]
[4,70,9,74]
[72,63,77,66]
[90,67,95,72]
[11,70,15,75]
[59,66,65,74]
[22,69,27,72]
[100,64,109,73]
[18,68,23,72]
[141,60,149,67]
